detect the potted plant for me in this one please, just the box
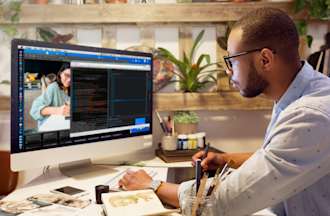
[158,30,224,92]
[173,111,199,134]
[34,0,49,4]
[293,0,330,53]
[1,1,22,38]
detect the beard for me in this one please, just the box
[240,61,268,98]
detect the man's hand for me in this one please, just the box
[118,170,152,191]
[192,151,226,171]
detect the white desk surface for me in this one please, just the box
[4,158,275,216]
[5,165,178,216]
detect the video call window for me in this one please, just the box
[14,44,152,153]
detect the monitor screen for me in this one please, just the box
[11,39,153,171]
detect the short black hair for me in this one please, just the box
[233,8,300,63]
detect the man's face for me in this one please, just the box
[226,28,268,98]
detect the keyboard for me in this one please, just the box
[104,168,158,191]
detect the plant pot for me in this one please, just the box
[34,0,49,4]
[175,122,198,134]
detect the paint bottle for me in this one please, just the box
[196,132,206,149]
[190,134,198,149]
[177,134,188,150]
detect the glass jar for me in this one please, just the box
[181,195,215,216]
[196,132,206,148]
[178,134,188,150]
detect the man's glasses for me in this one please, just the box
[223,48,275,71]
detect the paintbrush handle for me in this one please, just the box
[192,173,208,216]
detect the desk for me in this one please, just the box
[4,158,276,216]
[5,165,177,216]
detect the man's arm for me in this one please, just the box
[183,107,330,216]
[192,151,253,170]
[155,182,180,208]
[118,170,180,208]
[221,152,253,168]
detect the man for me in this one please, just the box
[119,8,330,216]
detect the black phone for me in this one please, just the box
[51,186,88,197]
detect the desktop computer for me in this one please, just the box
[11,39,153,173]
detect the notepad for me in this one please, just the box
[102,189,178,216]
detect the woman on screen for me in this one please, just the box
[30,63,71,128]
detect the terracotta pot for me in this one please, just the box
[175,122,198,134]
[105,0,127,3]
[34,0,49,4]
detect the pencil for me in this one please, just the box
[201,143,210,176]
[195,159,202,195]
[155,111,168,134]
[201,143,210,161]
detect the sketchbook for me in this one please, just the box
[102,189,178,216]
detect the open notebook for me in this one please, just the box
[102,189,178,216]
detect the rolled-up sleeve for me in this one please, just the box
[179,106,330,216]
[30,84,56,121]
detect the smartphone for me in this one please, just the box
[51,186,89,198]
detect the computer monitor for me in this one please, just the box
[11,39,153,173]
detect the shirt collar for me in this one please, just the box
[274,61,314,113]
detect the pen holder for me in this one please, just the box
[161,135,177,151]
[181,195,215,216]
[95,185,109,204]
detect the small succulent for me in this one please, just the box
[174,111,199,124]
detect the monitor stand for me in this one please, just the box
[59,159,115,179]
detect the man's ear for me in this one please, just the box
[260,48,274,70]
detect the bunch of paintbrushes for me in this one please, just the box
[191,160,234,216]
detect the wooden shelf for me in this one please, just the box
[0,2,305,24]
[154,92,272,111]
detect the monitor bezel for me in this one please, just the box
[11,39,153,166]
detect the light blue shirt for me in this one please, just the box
[178,62,330,216]
[30,82,69,127]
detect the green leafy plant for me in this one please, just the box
[217,22,235,51]
[1,1,22,37]
[158,30,223,92]
[293,0,330,48]
[294,0,329,19]
[174,111,199,124]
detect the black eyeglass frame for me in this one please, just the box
[223,48,275,70]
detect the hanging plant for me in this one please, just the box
[293,0,330,48]
[1,0,22,37]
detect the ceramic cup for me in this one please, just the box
[161,135,177,151]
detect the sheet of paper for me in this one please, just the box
[38,115,70,132]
